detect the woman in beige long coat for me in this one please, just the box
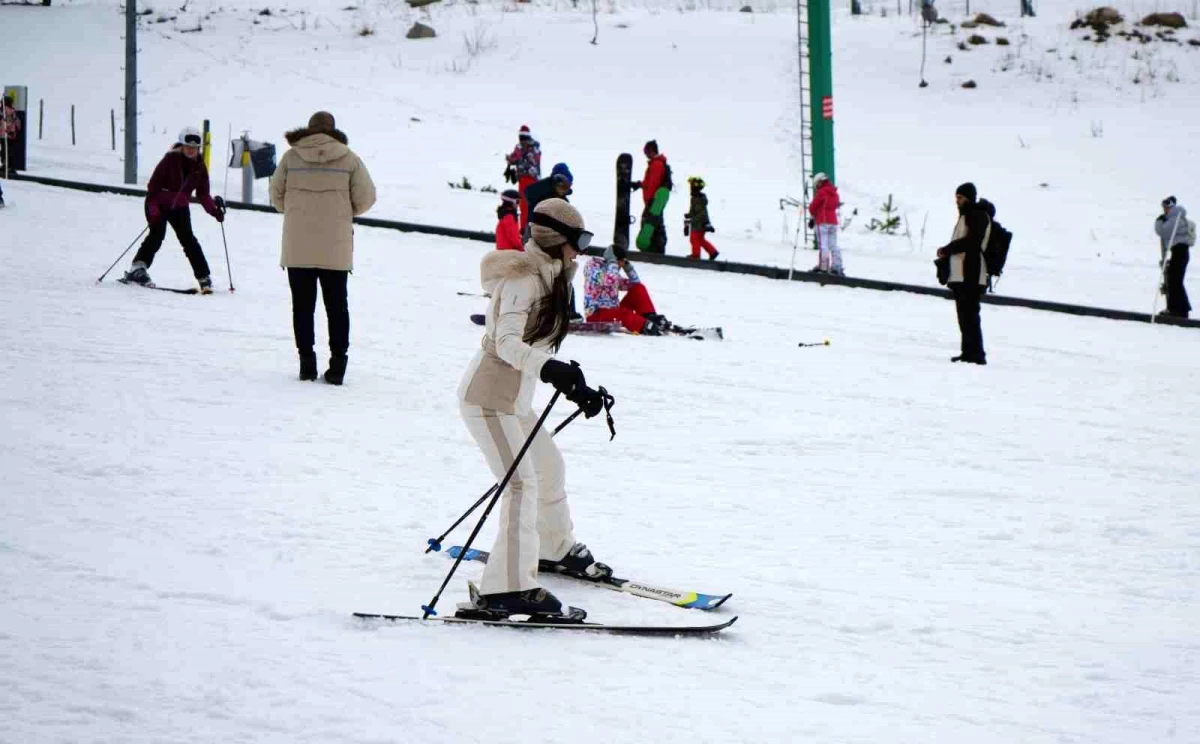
[270,111,376,384]
[456,199,610,620]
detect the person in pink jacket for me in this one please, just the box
[808,172,843,275]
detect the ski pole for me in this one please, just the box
[96,225,151,283]
[798,339,831,348]
[425,407,585,554]
[219,214,235,293]
[421,390,563,619]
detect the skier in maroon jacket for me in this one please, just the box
[124,127,226,294]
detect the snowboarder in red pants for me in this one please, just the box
[504,125,541,233]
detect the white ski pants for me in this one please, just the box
[816,224,842,272]
[459,404,577,595]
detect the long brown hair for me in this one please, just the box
[524,245,572,352]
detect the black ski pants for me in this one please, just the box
[288,268,349,357]
[1165,244,1191,317]
[133,208,211,280]
[951,282,986,361]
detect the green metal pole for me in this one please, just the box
[807,0,835,183]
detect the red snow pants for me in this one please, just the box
[689,230,718,259]
[518,176,537,233]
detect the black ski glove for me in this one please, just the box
[540,359,585,397]
[571,385,606,418]
[807,218,815,229]
[705,223,715,233]
[683,223,690,237]
[630,181,642,191]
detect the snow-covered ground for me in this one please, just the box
[2,178,1199,742]
[2,0,1199,313]
[4,1,1200,740]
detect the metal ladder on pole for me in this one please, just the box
[790,0,814,279]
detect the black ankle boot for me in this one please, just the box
[299,351,318,381]
[324,355,348,385]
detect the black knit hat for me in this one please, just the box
[956,182,977,202]
[1163,195,1177,207]
[644,139,658,155]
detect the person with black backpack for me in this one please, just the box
[936,182,990,365]
[977,198,1012,293]
[631,140,672,254]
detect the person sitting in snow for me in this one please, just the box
[684,176,719,261]
[123,127,225,294]
[495,189,523,251]
[504,124,541,233]
[583,242,676,335]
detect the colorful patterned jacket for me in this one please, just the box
[506,141,542,180]
[583,256,640,317]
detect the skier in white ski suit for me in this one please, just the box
[456,198,609,616]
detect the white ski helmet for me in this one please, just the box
[812,172,828,187]
[178,126,202,147]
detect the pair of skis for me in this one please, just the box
[355,546,736,635]
[468,313,723,341]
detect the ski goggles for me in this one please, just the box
[181,133,202,147]
[529,212,593,252]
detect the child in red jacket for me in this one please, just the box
[808,172,843,275]
[494,190,523,251]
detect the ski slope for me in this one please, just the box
[2,0,1199,313]
[2,180,1198,742]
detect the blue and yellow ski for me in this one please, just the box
[445,546,733,611]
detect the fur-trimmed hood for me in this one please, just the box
[284,128,350,164]
[479,239,577,294]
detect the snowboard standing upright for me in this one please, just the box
[613,153,634,254]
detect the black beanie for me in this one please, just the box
[956,182,977,202]
[1163,195,1177,207]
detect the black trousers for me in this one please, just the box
[1165,245,1191,316]
[951,283,986,360]
[288,268,349,356]
[133,208,211,279]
